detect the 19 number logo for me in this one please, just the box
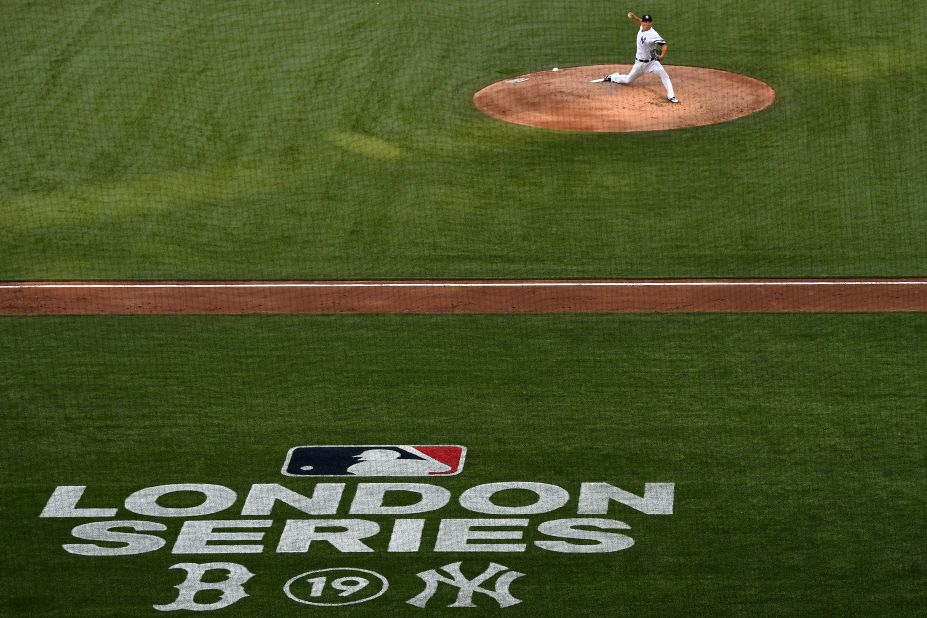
[283,568,389,606]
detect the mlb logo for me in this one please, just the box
[283,445,467,477]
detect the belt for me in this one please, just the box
[637,58,651,63]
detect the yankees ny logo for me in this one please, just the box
[407,562,525,608]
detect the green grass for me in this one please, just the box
[1,3,925,616]
[1,0,925,279]
[2,315,924,615]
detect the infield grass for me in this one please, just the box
[2,314,924,615]
[1,0,925,279]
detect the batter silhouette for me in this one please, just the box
[346,449,451,476]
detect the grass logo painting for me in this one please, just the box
[39,445,675,611]
[282,445,467,477]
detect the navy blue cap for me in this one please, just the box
[641,14,653,22]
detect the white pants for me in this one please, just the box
[609,61,675,99]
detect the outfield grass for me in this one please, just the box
[1,2,924,616]
[1,0,925,279]
[2,315,924,615]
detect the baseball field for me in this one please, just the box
[1,1,925,616]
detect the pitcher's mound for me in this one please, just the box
[474,65,775,132]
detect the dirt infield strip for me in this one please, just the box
[1,280,926,314]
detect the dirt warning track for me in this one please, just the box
[1,279,926,315]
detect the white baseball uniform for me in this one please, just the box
[608,26,676,99]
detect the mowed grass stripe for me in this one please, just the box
[1,1,925,279]
[1,315,924,614]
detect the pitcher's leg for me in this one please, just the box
[655,66,676,99]
[609,61,645,84]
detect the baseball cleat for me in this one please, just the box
[668,96,679,104]
[589,77,608,83]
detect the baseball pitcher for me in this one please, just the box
[594,12,678,104]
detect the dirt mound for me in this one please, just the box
[473,65,775,132]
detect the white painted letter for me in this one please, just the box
[125,484,238,518]
[241,483,344,516]
[388,519,426,552]
[277,519,379,552]
[535,518,635,553]
[154,563,253,611]
[63,520,166,556]
[172,520,271,554]
[350,483,450,515]
[578,483,675,515]
[459,482,569,515]
[41,486,118,518]
[435,519,528,552]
